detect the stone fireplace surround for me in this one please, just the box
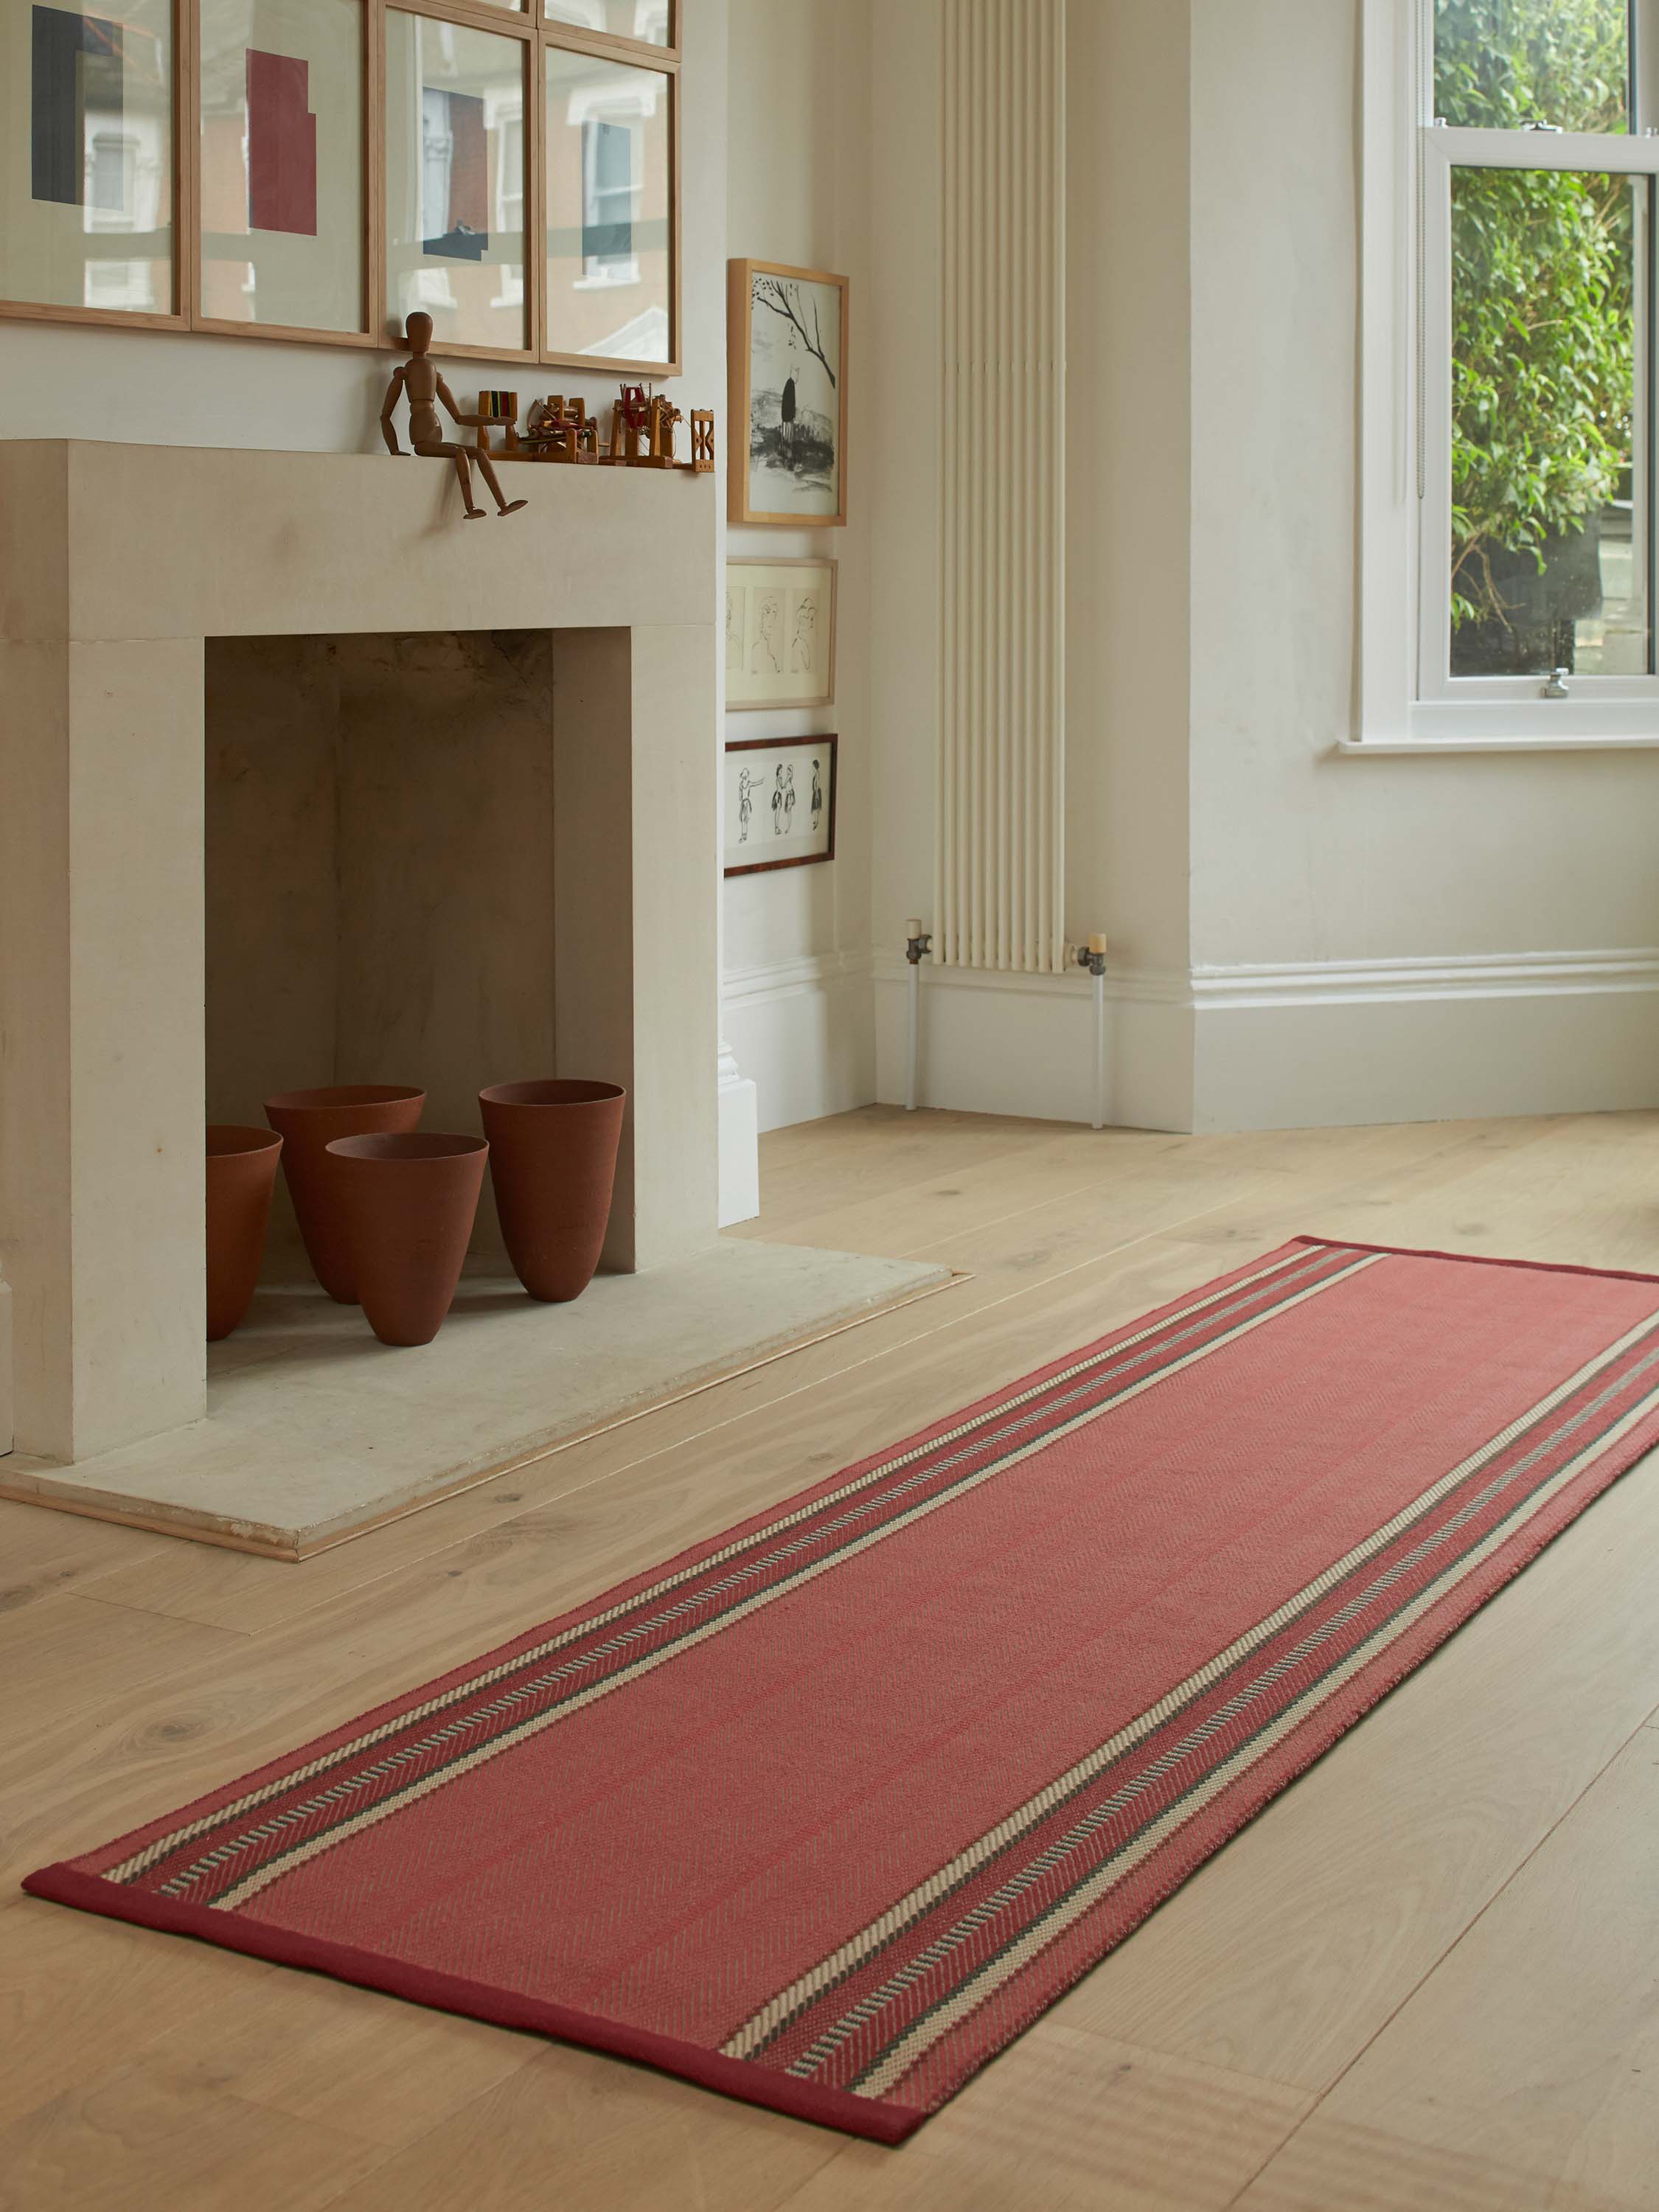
[0,442,950,1550]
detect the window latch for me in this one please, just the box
[1541,667,1571,699]
[1523,120,1565,132]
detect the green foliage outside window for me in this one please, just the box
[1436,0,1635,636]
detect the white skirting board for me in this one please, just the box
[873,959,1193,1131]
[723,950,877,1133]
[872,950,1659,1133]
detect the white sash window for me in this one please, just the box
[1357,0,1659,747]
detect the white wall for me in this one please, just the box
[1184,0,1659,1128]
[721,0,876,1134]
[865,0,1659,1134]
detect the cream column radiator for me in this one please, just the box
[935,0,1067,974]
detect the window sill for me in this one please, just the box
[1335,734,1659,756]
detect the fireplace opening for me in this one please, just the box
[205,629,557,1279]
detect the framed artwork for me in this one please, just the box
[726,557,837,712]
[728,257,847,527]
[543,42,675,371]
[724,735,838,877]
[1,0,680,359]
[197,0,365,339]
[544,1,675,50]
[0,0,179,324]
[384,9,530,358]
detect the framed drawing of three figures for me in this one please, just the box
[724,736,838,878]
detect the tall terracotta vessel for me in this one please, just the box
[478,1079,625,1302]
[205,1125,284,1341]
[325,1133,489,1346]
[264,1085,425,1301]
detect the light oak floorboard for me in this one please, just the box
[0,1501,165,1617]
[0,1591,248,1758]
[1244,1731,1659,2208]
[7,1106,1659,2211]
[319,2039,844,2212]
[1234,2117,1635,2212]
[777,2027,1311,2212]
[0,1896,272,2132]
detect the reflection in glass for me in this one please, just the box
[386,10,526,352]
[544,44,670,363]
[545,1,670,46]
[0,0,173,312]
[198,0,362,331]
[1434,0,1630,133]
[1450,167,1649,678]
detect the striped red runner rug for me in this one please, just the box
[25,1237,1659,2142]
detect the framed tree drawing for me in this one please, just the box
[726,557,837,712]
[724,735,838,876]
[728,258,847,527]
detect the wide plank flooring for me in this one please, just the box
[4,1104,1659,2210]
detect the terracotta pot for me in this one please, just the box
[264,1085,425,1302]
[325,1133,489,1347]
[205,1124,283,1341]
[478,1078,625,1303]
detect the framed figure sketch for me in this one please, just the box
[728,259,848,527]
[724,736,838,877]
[726,558,837,712]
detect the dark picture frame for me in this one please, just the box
[723,733,838,877]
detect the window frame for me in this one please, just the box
[1354,0,1659,750]
[0,0,681,375]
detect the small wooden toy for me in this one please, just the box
[690,409,716,473]
[473,391,521,457]
[643,393,684,467]
[608,383,652,464]
[525,394,598,463]
[379,314,527,520]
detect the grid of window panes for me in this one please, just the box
[1434,0,1652,680]
[0,0,678,369]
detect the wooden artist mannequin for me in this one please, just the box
[380,312,526,520]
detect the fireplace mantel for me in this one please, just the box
[0,439,720,1465]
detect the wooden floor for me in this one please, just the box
[5,1105,1659,2211]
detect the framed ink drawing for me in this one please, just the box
[726,557,837,712]
[728,258,847,527]
[724,735,838,877]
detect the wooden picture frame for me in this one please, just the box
[725,557,837,712]
[0,0,681,377]
[727,257,847,528]
[723,734,838,877]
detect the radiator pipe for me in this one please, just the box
[904,919,932,1112]
[1077,933,1108,1130]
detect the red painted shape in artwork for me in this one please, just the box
[246,49,317,237]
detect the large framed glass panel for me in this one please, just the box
[545,1,670,48]
[198,0,362,332]
[1448,164,1651,678]
[543,42,669,364]
[385,10,526,353]
[1434,0,1631,132]
[0,0,175,313]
